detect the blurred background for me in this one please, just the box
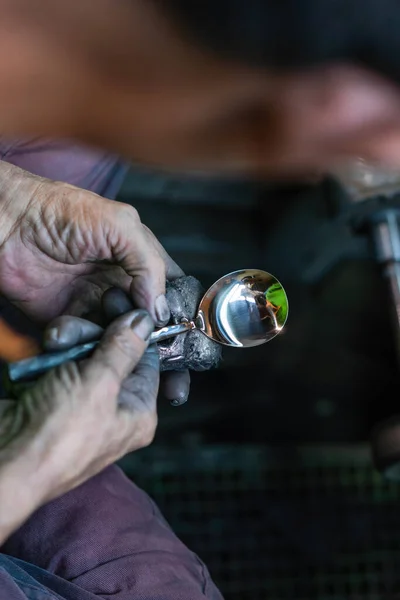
[116,168,400,600]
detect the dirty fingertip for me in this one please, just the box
[46,327,59,343]
[43,326,69,348]
[155,294,170,327]
[170,397,188,407]
[130,311,154,341]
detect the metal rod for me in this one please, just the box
[6,321,193,383]
[384,262,400,362]
[371,210,400,366]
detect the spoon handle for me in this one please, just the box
[6,321,193,384]
[150,321,193,344]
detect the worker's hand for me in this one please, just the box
[44,288,191,406]
[0,161,182,326]
[0,309,159,544]
[0,162,190,405]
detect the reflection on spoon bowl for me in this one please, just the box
[197,269,288,347]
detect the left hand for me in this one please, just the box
[0,309,159,544]
[43,288,191,407]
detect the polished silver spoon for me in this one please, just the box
[7,269,288,383]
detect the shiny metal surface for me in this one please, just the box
[197,269,288,347]
[385,262,400,360]
[372,210,400,263]
[6,269,288,383]
[8,341,98,382]
[150,321,194,344]
[336,162,400,479]
[372,211,400,365]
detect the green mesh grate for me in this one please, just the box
[119,445,400,600]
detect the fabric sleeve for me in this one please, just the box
[1,465,223,600]
[0,137,128,199]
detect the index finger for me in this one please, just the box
[142,224,185,280]
[109,204,168,325]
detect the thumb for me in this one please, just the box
[82,310,154,392]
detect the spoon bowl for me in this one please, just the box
[196,269,288,347]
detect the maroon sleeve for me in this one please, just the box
[0,137,128,199]
[1,466,223,600]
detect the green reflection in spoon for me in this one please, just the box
[265,282,288,324]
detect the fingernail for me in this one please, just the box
[46,327,68,345]
[47,327,59,342]
[155,294,170,326]
[130,310,154,341]
[170,397,188,407]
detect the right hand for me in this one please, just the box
[0,309,159,543]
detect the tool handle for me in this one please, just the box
[6,321,192,383]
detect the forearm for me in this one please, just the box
[0,398,54,547]
[0,457,43,546]
[0,469,27,545]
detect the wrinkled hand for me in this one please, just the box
[44,288,191,406]
[0,309,159,543]
[0,162,190,404]
[0,161,178,325]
